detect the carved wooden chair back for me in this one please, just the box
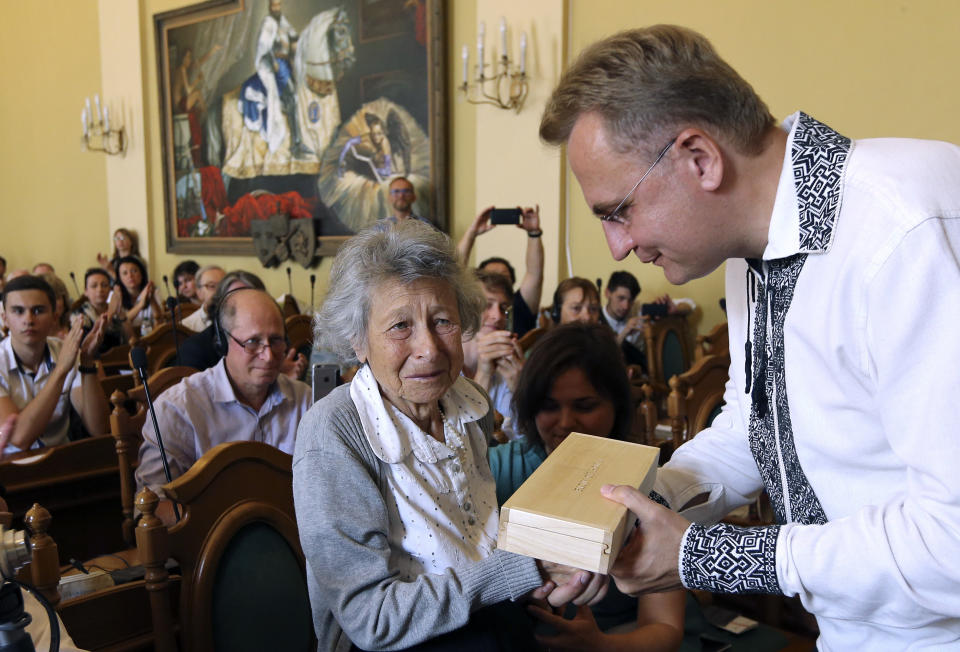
[642,315,693,389]
[135,441,314,652]
[282,294,300,318]
[111,366,197,546]
[518,327,547,354]
[695,321,729,361]
[129,322,195,378]
[286,313,313,360]
[667,351,730,449]
[97,343,132,377]
[8,498,171,651]
[0,437,125,563]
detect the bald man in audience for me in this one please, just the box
[181,264,225,332]
[32,263,55,276]
[0,276,109,453]
[136,287,311,523]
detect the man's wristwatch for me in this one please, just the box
[527,229,543,238]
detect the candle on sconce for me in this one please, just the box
[104,106,110,133]
[94,94,102,123]
[520,32,527,74]
[477,21,485,74]
[461,45,468,85]
[85,97,92,123]
[81,107,89,137]
[500,17,507,59]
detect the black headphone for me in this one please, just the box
[212,287,288,358]
[550,287,563,324]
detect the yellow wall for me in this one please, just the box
[8,1,960,336]
[0,0,108,281]
[565,0,960,334]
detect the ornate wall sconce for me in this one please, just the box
[459,18,528,112]
[81,94,126,155]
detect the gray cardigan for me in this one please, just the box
[292,383,543,652]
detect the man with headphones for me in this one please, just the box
[136,285,312,524]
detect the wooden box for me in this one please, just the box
[497,433,659,573]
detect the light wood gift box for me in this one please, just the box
[497,433,659,573]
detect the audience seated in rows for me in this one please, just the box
[457,205,544,337]
[0,276,109,453]
[136,287,312,525]
[181,264,225,333]
[462,270,524,440]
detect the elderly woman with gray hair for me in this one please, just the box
[293,221,605,652]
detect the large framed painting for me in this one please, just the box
[156,0,446,261]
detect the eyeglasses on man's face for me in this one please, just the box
[390,188,414,196]
[225,331,287,356]
[600,138,676,224]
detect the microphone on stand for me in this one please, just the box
[165,297,181,362]
[69,271,81,296]
[162,275,173,299]
[309,274,316,313]
[130,346,181,523]
[286,267,293,296]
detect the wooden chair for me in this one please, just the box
[111,366,197,546]
[98,343,132,377]
[69,295,90,313]
[98,372,137,400]
[518,326,547,354]
[666,351,730,449]
[642,315,693,392]
[8,498,172,651]
[286,314,313,356]
[282,294,300,318]
[0,437,125,563]
[696,321,729,361]
[136,441,315,652]
[129,322,194,378]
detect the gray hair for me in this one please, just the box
[210,270,265,325]
[195,264,225,286]
[540,25,775,157]
[316,221,484,363]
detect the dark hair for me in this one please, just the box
[475,269,514,301]
[607,270,641,300]
[2,275,55,309]
[84,267,111,286]
[116,256,149,309]
[513,322,632,449]
[173,260,199,289]
[0,256,6,268]
[478,257,516,286]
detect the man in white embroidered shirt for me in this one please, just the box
[540,25,960,650]
[135,288,311,524]
[0,276,109,453]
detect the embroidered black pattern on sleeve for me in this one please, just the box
[681,523,782,594]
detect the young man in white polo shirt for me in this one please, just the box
[0,275,109,452]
